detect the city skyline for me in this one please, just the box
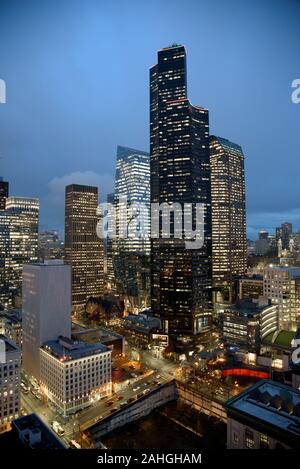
[0,0,299,238]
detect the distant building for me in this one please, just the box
[263,266,300,330]
[38,230,64,262]
[0,309,22,348]
[0,178,8,210]
[12,413,65,449]
[239,275,264,300]
[22,261,71,380]
[220,298,278,352]
[65,184,104,311]
[276,222,293,250]
[40,336,112,415]
[105,192,115,292]
[210,136,247,303]
[259,230,269,240]
[226,379,300,449]
[0,335,21,434]
[72,323,125,358]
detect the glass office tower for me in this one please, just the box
[113,146,150,310]
[210,136,247,303]
[150,45,212,336]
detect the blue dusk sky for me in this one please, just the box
[0,0,299,239]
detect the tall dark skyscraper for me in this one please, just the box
[150,45,212,336]
[65,184,104,310]
[210,136,247,303]
[0,178,9,210]
[276,222,293,250]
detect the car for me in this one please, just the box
[110,408,118,414]
[120,402,127,408]
[52,421,65,436]
[106,401,114,407]
[117,395,123,401]
[127,397,134,404]
[137,392,143,398]
[143,388,150,395]
[133,386,140,392]
[69,440,81,449]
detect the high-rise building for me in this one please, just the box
[210,136,247,303]
[0,178,8,210]
[0,335,21,434]
[263,265,300,331]
[65,184,104,310]
[22,261,71,380]
[113,146,150,310]
[0,197,39,307]
[105,192,115,292]
[150,45,212,336]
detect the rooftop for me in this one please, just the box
[224,298,274,317]
[225,380,300,447]
[263,330,296,348]
[13,413,65,449]
[0,334,20,353]
[41,336,109,362]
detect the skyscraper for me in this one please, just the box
[150,45,212,336]
[0,178,8,210]
[0,197,39,307]
[113,146,151,310]
[65,184,104,310]
[22,260,71,380]
[210,136,247,302]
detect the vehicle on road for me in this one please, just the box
[143,388,150,395]
[69,440,81,449]
[106,401,114,407]
[51,421,65,436]
[117,395,123,401]
[133,386,140,392]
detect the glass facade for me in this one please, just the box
[150,45,212,336]
[210,136,247,302]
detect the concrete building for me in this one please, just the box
[263,265,300,330]
[0,335,21,433]
[220,298,278,352]
[22,261,71,380]
[12,413,65,449]
[40,336,112,415]
[65,184,104,311]
[226,380,300,449]
[72,324,124,358]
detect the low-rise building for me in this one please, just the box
[40,336,112,416]
[220,298,278,352]
[12,413,65,449]
[121,314,161,345]
[225,379,300,449]
[72,324,124,358]
[0,334,21,433]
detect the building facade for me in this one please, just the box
[22,261,71,380]
[210,136,247,303]
[150,44,212,336]
[0,197,39,307]
[0,335,21,434]
[263,266,300,331]
[113,146,150,310]
[65,184,104,310]
[220,298,278,352]
[226,380,300,449]
[40,336,112,415]
[239,275,264,300]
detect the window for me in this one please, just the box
[245,428,254,449]
[233,432,239,444]
[260,434,269,449]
